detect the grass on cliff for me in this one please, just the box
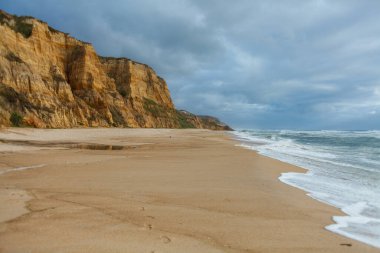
[0,12,33,38]
[143,98,195,128]
[175,110,195,128]
[48,25,61,34]
[10,112,23,127]
[143,98,167,118]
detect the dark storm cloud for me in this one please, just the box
[2,0,380,129]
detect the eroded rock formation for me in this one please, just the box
[0,10,231,130]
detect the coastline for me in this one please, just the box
[0,128,378,252]
[232,130,380,249]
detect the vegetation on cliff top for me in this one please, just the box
[10,112,23,127]
[198,115,233,131]
[0,11,33,38]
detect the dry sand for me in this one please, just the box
[0,128,378,253]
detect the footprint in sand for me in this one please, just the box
[144,223,153,230]
[160,236,171,244]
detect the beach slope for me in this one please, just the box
[0,128,378,252]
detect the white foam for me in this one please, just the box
[234,130,380,249]
[281,172,380,248]
[257,141,337,160]
[326,203,380,248]
[233,131,272,144]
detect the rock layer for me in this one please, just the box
[0,10,231,130]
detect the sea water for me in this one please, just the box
[234,130,380,248]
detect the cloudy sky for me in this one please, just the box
[2,0,380,129]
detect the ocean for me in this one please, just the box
[233,130,380,248]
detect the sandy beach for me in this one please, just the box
[0,128,378,253]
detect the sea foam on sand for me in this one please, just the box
[234,130,380,248]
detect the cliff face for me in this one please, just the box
[0,10,231,130]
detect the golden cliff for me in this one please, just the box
[0,10,231,130]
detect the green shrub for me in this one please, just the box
[48,25,60,34]
[14,17,33,38]
[143,98,166,117]
[10,112,23,127]
[0,13,33,38]
[0,12,8,25]
[176,111,195,128]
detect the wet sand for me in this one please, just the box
[0,128,378,253]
